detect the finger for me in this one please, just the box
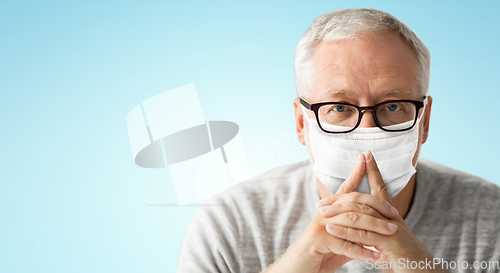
[318,153,364,207]
[318,154,364,207]
[318,194,340,207]
[364,150,393,204]
[335,153,366,195]
[321,231,381,260]
[326,224,388,250]
[320,202,386,221]
[319,192,398,219]
[327,212,398,236]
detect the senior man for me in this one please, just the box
[177,8,500,273]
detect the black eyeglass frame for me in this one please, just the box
[300,96,428,134]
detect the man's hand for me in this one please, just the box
[264,153,399,273]
[320,151,445,273]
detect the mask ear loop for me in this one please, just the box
[411,97,428,169]
[301,104,315,125]
[415,97,428,127]
[417,96,428,119]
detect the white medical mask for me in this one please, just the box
[302,105,421,198]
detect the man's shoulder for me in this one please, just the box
[205,159,313,207]
[417,158,500,207]
[178,161,314,271]
[419,158,498,189]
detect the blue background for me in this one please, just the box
[1,0,498,272]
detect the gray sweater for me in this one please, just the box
[177,158,500,272]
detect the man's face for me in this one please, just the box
[294,31,432,167]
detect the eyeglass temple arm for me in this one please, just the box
[299,97,311,109]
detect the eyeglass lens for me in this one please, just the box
[317,102,417,132]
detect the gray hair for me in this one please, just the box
[294,8,431,98]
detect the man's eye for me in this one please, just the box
[385,104,401,112]
[332,105,347,112]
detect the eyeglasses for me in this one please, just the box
[300,96,428,133]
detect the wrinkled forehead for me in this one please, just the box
[309,33,421,102]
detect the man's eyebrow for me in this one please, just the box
[322,89,351,98]
[321,89,414,100]
[383,89,412,98]
[325,89,345,96]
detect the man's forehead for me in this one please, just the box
[310,33,421,102]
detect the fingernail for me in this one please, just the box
[355,153,363,168]
[326,224,336,232]
[390,206,399,215]
[387,223,398,232]
[320,206,329,214]
[364,150,372,161]
[372,251,381,258]
[318,198,328,206]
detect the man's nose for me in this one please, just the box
[358,110,378,128]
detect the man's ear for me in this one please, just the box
[421,95,433,144]
[293,97,306,145]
